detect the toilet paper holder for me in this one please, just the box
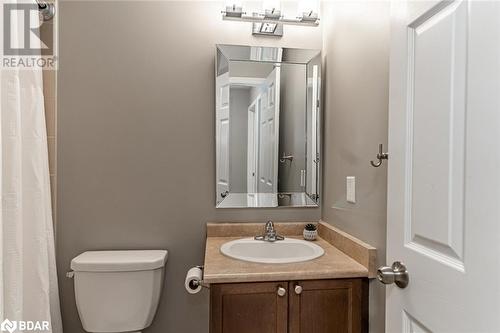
[186,265,209,292]
[191,265,207,288]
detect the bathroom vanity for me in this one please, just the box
[209,46,373,331]
[211,279,366,333]
[203,222,376,333]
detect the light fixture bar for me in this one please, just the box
[222,14,319,27]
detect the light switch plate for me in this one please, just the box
[300,170,306,187]
[346,176,356,203]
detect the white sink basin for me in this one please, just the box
[220,237,324,264]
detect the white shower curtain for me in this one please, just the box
[0,2,63,332]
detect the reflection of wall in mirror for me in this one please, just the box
[279,63,307,192]
[229,88,250,193]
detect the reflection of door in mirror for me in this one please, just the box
[307,65,319,198]
[258,67,280,193]
[216,72,230,202]
[247,98,260,193]
[278,63,307,193]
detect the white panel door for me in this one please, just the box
[386,1,500,332]
[216,72,230,202]
[307,65,319,197]
[258,67,280,193]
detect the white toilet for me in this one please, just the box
[70,250,168,333]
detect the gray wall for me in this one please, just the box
[57,1,321,333]
[279,63,307,192]
[321,2,390,332]
[229,87,249,192]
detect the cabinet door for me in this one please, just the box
[210,281,288,333]
[289,279,368,333]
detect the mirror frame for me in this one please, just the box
[215,44,322,208]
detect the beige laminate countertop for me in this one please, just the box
[203,235,369,284]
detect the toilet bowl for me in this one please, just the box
[70,250,168,333]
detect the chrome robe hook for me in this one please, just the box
[370,143,388,167]
[36,1,55,21]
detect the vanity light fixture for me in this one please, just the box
[225,4,243,17]
[224,0,244,17]
[222,1,319,37]
[300,10,319,22]
[262,0,282,20]
[297,0,320,22]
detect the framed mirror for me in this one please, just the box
[215,44,321,208]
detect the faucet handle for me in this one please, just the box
[265,220,274,232]
[254,221,284,242]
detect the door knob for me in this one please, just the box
[377,261,409,288]
[294,284,303,295]
[277,286,286,297]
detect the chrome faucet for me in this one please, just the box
[254,221,284,242]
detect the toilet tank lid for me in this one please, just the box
[71,250,168,272]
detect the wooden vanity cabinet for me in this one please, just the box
[210,281,289,333]
[210,278,368,333]
[289,279,368,333]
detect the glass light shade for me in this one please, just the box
[262,0,281,18]
[262,0,281,11]
[297,0,319,18]
[225,0,243,7]
[225,0,243,16]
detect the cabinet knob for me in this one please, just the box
[294,284,303,295]
[277,286,286,297]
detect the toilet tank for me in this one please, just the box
[71,250,168,333]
